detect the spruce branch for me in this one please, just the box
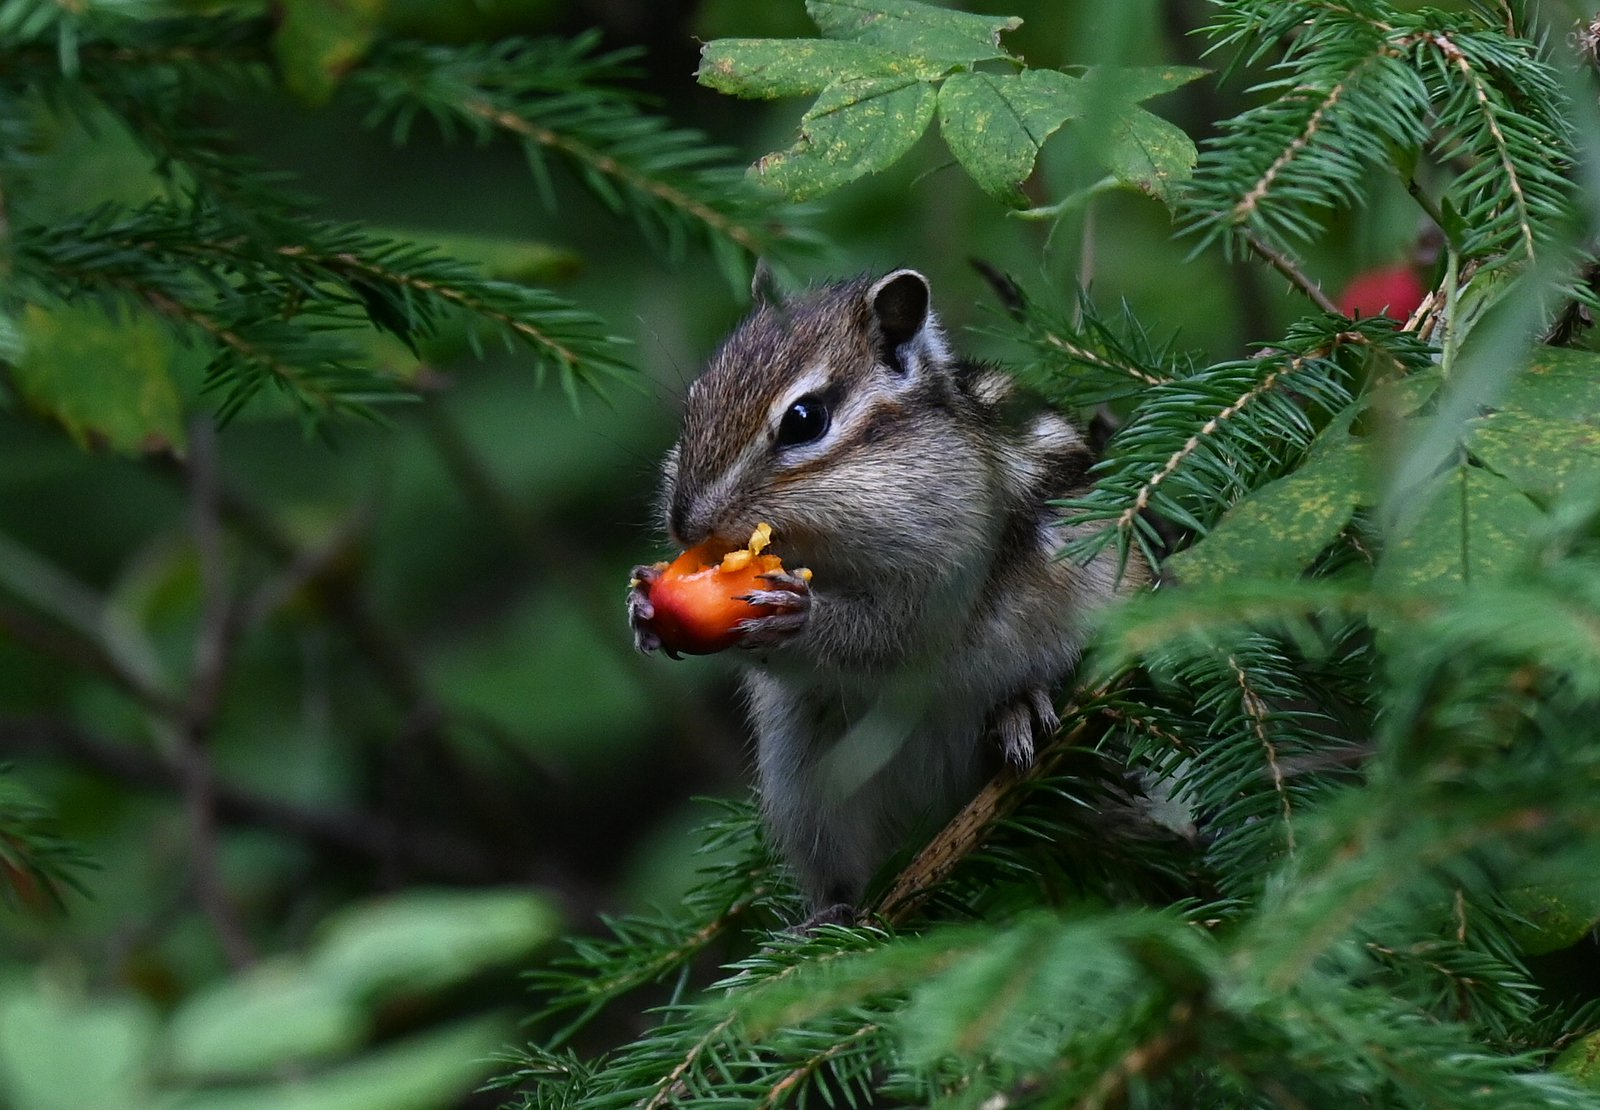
[1001,287,1190,408]
[353,36,806,281]
[1188,2,1573,269]
[1228,654,1297,859]
[754,1021,881,1110]
[1063,317,1436,569]
[874,691,1119,924]
[11,202,633,416]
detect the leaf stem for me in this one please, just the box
[1439,241,1462,378]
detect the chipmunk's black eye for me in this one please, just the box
[776,395,830,447]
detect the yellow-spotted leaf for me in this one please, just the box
[1374,466,1543,592]
[698,38,920,99]
[12,303,185,456]
[937,70,1083,206]
[1470,409,1600,502]
[806,0,1018,66]
[753,75,937,201]
[1165,442,1367,586]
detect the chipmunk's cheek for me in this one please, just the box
[635,524,813,656]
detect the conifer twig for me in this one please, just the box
[1111,336,1362,540]
[463,99,765,256]
[876,688,1118,924]
[176,420,256,969]
[755,1021,879,1110]
[1428,31,1536,260]
[1242,229,1340,314]
[1229,655,1296,858]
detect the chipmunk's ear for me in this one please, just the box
[868,269,951,376]
[751,259,784,309]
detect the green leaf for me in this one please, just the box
[806,0,1019,66]
[1077,64,1208,105]
[1166,442,1368,587]
[937,70,1083,206]
[1374,466,1544,592]
[11,303,186,456]
[309,888,560,999]
[753,75,937,200]
[1557,1029,1600,1090]
[165,964,366,1080]
[154,1014,510,1110]
[1470,409,1600,502]
[1502,872,1600,957]
[274,0,388,106]
[697,38,922,99]
[1098,105,1199,207]
[1498,347,1600,424]
[0,980,158,1110]
[1371,367,1444,419]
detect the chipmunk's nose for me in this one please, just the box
[668,491,711,548]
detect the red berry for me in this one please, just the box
[1337,265,1427,321]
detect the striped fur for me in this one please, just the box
[656,270,1143,908]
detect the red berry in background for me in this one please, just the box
[1337,264,1428,321]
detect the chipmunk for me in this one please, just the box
[628,269,1144,916]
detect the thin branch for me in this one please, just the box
[0,715,500,882]
[1404,176,1448,238]
[876,686,1118,924]
[0,598,181,718]
[755,1021,879,1110]
[1231,74,1360,227]
[176,420,255,969]
[1242,229,1339,314]
[1427,32,1536,260]
[138,288,345,413]
[278,245,589,370]
[150,453,566,872]
[1037,328,1172,387]
[1112,335,1364,539]
[462,98,764,255]
[1228,655,1296,858]
[642,1014,739,1110]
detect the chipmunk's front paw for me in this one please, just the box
[992,685,1059,770]
[734,568,812,650]
[627,563,665,655]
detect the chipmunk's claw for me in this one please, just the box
[627,563,664,655]
[993,685,1058,770]
[734,569,812,650]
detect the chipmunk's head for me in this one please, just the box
[661,269,993,577]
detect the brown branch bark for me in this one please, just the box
[875,694,1117,925]
[0,715,499,883]
[177,421,256,969]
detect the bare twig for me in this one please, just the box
[1242,229,1340,314]
[0,715,500,882]
[176,420,255,969]
[0,598,180,718]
